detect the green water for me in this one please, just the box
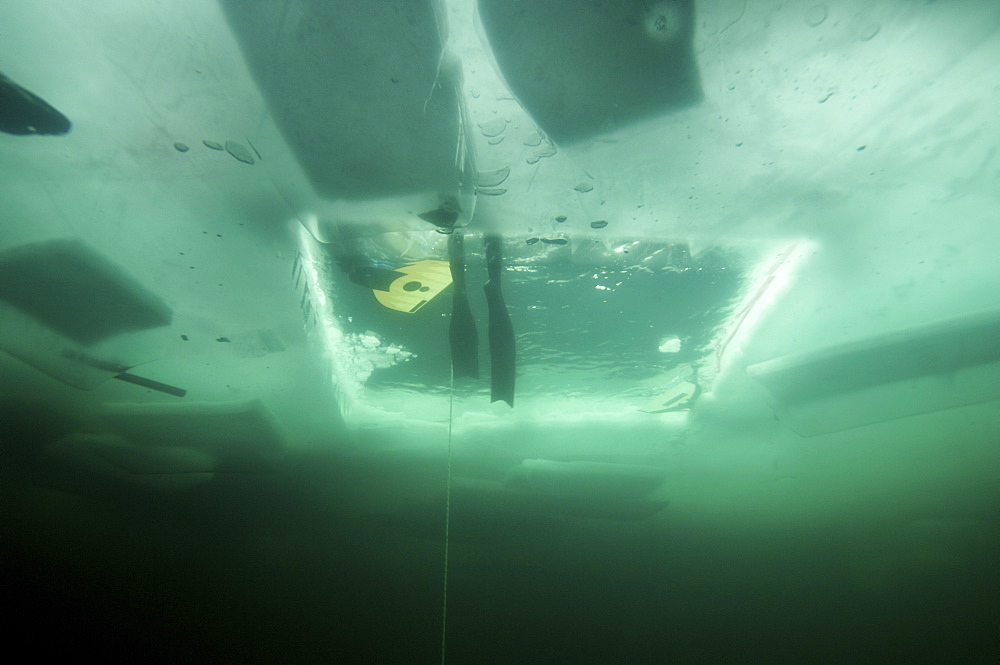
[3,398,998,663]
[2,0,1000,663]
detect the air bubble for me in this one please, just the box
[225,140,255,165]
[526,143,556,164]
[478,118,507,137]
[477,166,510,187]
[859,22,880,41]
[804,5,828,27]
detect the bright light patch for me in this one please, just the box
[658,336,681,353]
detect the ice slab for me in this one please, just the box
[101,399,287,470]
[748,309,1000,435]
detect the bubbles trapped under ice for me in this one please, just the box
[478,117,507,137]
[225,140,255,165]
[526,142,557,164]
[477,166,510,187]
[805,5,828,27]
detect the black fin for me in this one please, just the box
[418,195,462,230]
[483,234,515,406]
[448,232,479,379]
[113,372,187,398]
[0,72,71,136]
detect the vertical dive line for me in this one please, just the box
[441,372,454,665]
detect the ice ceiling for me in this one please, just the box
[1,0,999,448]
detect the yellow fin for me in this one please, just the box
[372,260,452,313]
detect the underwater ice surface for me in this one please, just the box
[2,0,1000,663]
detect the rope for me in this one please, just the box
[440,374,454,665]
